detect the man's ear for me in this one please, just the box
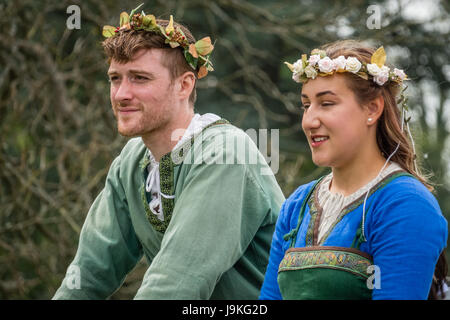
[177,71,196,101]
[366,95,384,125]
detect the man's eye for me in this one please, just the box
[322,102,335,106]
[108,76,119,83]
[133,75,148,81]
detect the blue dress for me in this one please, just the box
[260,172,448,299]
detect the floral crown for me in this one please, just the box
[102,4,214,79]
[284,47,407,86]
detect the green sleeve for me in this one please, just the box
[134,129,275,299]
[53,156,143,299]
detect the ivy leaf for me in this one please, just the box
[102,25,116,38]
[184,50,198,70]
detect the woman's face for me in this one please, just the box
[301,74,371,169]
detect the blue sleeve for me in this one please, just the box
[366,184,448,300]
[259,200,289,300]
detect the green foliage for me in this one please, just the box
[0,0,449,299]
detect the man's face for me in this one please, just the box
[108,49,177,138]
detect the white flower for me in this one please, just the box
[345,57,362,73]
[318,57,334,73]
[308,54,321,66]
[393,68,407,80]
[304,65,318,79]
[292,59,304,74]
[332,56,347,71]
[374,74,389,86]
[373,66,390,85]
[367,63,381,76]
[380,65,390,74]
[292,72,302,83]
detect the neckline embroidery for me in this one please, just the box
[139,119,229,233]
[305,170,407,246]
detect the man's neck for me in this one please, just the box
[142,110,194,162]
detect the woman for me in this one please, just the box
[260,40,448,300]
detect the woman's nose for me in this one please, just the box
[302,106,321,131]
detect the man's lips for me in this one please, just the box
[310,135,329,147]
[117,107,140,114]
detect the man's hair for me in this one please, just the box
[102,19,197,105]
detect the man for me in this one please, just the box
[53,6,285,299]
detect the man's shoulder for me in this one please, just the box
[199,121,258,148]
[118,137,147,164]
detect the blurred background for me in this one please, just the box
[0,0,449,299]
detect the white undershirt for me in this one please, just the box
[317,162,403,243]
[145,113,221,221]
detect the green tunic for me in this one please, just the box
[53,122,285,299]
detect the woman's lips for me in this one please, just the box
[310,135,329,147]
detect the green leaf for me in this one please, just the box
[130,3,144,18]
[120,12,129,27]
[102,25,116,38]
[184,50,198,70]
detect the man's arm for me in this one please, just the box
[53,157,143,299]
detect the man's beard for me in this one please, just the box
[113,102,171,138]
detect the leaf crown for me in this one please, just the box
[284,47,408,86]
[102,4,214,79]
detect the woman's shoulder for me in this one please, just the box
[372,173,447,232]
[378,173,440,210]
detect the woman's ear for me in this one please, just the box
[366,95,384,125]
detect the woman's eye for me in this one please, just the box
[322,102,335,106]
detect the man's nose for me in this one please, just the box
[113,78,133,101]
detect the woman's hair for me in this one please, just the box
[320,40,433,191]
[321,40,447,299]
[102,19,197,105]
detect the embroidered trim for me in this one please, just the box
[305,195,319,246]
[304,170,407,246]
[278,246,373,279]
[140,119,229,233]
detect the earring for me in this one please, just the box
[368,118,373,122]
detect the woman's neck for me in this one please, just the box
[330,151,387,197]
